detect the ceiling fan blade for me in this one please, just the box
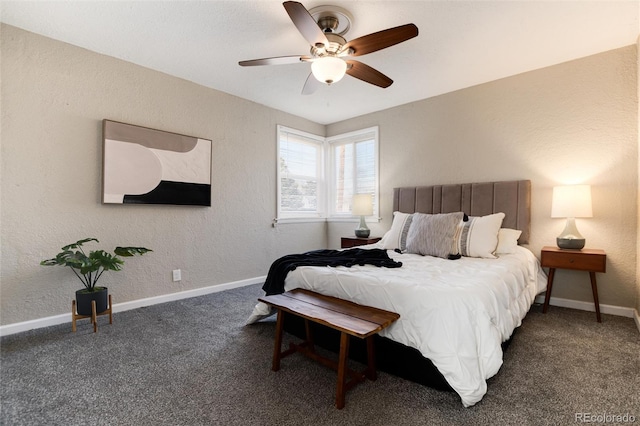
[283,1,329,48]
[342,24,418,57]
[301,72,322,95]
[345,60,393,88]
[239,55,311,66]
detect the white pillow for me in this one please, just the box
[495,228,522,254]
[379,211,413,251]
[456,212,505,259]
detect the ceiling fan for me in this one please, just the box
[239,1,419,94]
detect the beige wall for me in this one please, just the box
[637,36,640,316]
[328,46,638,309]
[0,24,327,326]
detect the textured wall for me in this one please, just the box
[637,37,640,316]
[328,46,638,309]
[0,25,326,326]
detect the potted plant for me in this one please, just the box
[41,238,152,315]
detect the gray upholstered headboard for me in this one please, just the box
[393,180,531,244]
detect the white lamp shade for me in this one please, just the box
[352,194,373,216]
[551,185,593,218]
[311,57,347,85]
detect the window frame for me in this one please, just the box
[275,125,379,224]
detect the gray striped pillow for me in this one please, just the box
[405,212,465,258]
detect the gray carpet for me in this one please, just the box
[1,284,638,425]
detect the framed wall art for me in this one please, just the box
[102,120,212,206]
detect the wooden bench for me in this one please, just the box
[258,288,400,409]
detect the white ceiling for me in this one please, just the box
[1,1,638,124]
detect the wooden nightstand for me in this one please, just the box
[341,236,381,248]
[541,246,606,322]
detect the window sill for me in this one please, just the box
[274,216,381,225]
[274,217,326,225]
[327,216,381,223]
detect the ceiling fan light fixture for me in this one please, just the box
[240,2,418,92]
[311,56,347,85]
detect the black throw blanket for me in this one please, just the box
[262,248,403,295]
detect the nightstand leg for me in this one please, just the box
[543,268,556,313]
[589,272,601,323]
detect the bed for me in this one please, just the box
[250,180,547,407]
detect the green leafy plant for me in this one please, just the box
[41,238,152,292]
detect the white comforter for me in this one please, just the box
[277,245,547,407]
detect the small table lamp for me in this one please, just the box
[352,194,373,238]
[551,185,593,249]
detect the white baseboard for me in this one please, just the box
[635,309,640,334]
[0,276,265,337]
[534,295,637,319]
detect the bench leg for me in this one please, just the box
[304,319,315,353]
[365,336,377,381]
[336,331,350,409]
[272,309,285,372]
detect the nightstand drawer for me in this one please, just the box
[341,237,381,248]
[541,247,606,273]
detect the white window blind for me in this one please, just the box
[328,127,379,218]
[277,126,324,219]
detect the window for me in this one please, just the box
[328,127,378,219]
[277,126,325,220]
[276,125,378,223]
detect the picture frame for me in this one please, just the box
[102,120,212,206]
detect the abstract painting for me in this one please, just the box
[102,120,212,206]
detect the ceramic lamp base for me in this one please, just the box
[556,237,585,250]
[556,217,586,249]
[355,215,370,238]
[355,229,370,238]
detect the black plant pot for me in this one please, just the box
[75,287,108,316]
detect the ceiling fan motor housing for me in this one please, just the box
[311,33,350,57]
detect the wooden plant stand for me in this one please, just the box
[72,294,113,333]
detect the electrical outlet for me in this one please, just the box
[172,269,181,282]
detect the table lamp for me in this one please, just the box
[551,185,592,249]
[352,194,373,238]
